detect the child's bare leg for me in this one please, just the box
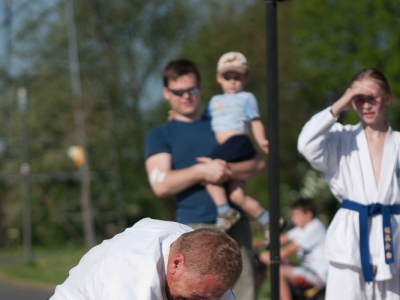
[280,265,296,300]
[229,180,265,217]
[229,180,270,227]
[205,183,228,206]
[205,183,240,231]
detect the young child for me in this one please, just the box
[204,51,270,231]
[298,68,400,299]
[259,198,329,300]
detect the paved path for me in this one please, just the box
[0,278,54,300]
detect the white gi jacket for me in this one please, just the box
[298,107,400,281]
[50,218,235,299]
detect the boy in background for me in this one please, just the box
[204,51,270,232]
[259,198,329,300]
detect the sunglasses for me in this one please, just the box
[167,86,200,97]
[222,73,243,81]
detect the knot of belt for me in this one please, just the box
[341,199,400,282]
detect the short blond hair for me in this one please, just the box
[174,228,242,289]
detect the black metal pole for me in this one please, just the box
[265,1,280,300]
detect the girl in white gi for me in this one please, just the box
[298,68,400,300]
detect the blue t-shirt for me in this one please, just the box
[144,119,219,224]
[204,91,260,133]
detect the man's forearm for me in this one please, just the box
[229,153,266,181]
[146,154,231,198]
[150,165,204,197]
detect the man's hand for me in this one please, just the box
[196,157,232,185]
[167,110,175,121]
[229,153,266,181]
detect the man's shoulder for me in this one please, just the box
[144,122,174,159]
[145,121,179,142]
[144,119,214,158]
[146,121,171,136]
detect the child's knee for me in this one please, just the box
[280,265,293,279]
[230,189,246,205]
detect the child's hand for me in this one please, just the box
[259,251,271,266]
[259,139,269,154]
[167,110,175,121]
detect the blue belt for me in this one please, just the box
[341,199,400,282]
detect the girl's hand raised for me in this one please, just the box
[331,85,373,117]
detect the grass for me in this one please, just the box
[259,277,271,300]
[0,247,86,286]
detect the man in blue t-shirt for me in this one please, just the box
[144,59,266,300]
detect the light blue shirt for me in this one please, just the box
[205,91,260,133]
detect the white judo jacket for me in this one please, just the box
[50,218,235,299]
[298,107,400,281]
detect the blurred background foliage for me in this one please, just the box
[1,0,400,250]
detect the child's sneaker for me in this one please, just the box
[216,208,241,232]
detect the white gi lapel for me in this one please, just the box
[376,126,396,203]
[356,123,378,203]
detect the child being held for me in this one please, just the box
[205,51,270,231]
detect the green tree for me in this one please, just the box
[291,0,400,217]
[0,0,200,247]
[293,0,400,125]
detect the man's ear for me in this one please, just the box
[168,253,185,275]
[163,87,171,101]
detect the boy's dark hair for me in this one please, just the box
[290,198,316,218]
[162,59,201,87]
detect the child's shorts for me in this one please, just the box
[210,134,257,163]
[292,266,325,289]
